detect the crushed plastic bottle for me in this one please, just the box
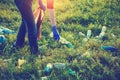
[39,45,47,51]
[18,59,26,69]
[78,51,91,60]
[53,63,66,69]
[0,29,3,34]
[82,38,88,42]
[68,69,76,76]
[41,76,48,80]
[44,63,53,76]
[65,42,74,48]
[87,30,92,39]
[59,37,68,44]
[101,46,116,52]
[50,32,74,48]
[0,35,6,44]
[0,27,15,34]
[99,32,105,38]
[79,32,85,37]
[101,26,107,32]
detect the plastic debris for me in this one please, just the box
[87,30,92,39]
[44,63,53,76]
[79,32,85,37]
[41,76,48,80]
[101,46,116,52]
[53,63,66,69]
[50,32,74,48]
[59,37,74,48]
[68,69,76,76]
[18,59,26,69]
[96,26,107,39]
[82,38,88,42]
[78,51,91,60]
[0,35,6,44]
[101,26,107,32]
[0,26,15,34]
[0,29,3,34]
[39,45,47,51]
[65,42,74,48]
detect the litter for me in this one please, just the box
[87,30,92,39]
[101,46,116,52]
[18,59,26,69]
[0,26,15,34]
[50,32,74,48]
[0,35,6,44]
[68,69,76,76]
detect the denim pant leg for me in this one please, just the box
[14,0,38,54]
[15,18,26,47]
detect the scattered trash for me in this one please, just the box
[101,46,116,52]
[65,42,74,48]
[0,29,4,34]
[96,26,107,39]
[87,30,92,39]
[78,51,91,60]
[111,33,116,39]
[43,63,53,76]
[18,59,26,69]
[3,58,12,62]
[82,38,88,42]
[0,26,15,34]
[41,76,48,80]
[68,69,76,76]
[0,35,6,44]
[101,26,107,32]
[50,32,74,48]
[79,32,85,37]
[39,45,47,51]
[53,63,66,69]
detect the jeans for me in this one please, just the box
[14,0,38,54]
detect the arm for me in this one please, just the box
[38,0,46,11]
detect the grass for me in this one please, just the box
[0,0,120,80]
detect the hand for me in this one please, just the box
[40,4,46,11]
[52,26,60,40]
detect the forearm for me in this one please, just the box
[38,0,44,7]
[47,0,54,9]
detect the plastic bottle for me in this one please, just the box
[0,35,6,44]
[53,63,66,69]
[41,76,48,80]
[18,59,26,69]
[101,46,116,52]
[44,63,53,76]
[59,37,74,48]
[87,30,92,39]
[0,27,15,34]
[79,32,85,37]
[101,26,107,32]
[99,32,105,38]
[0,29,3,34]
[68,69,76,76]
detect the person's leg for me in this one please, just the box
[47,0,60,40]
[14,0,38,54]
[14,18,27,48]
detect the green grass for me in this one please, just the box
[0,0,120,80]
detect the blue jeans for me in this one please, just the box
[14,0,38,54]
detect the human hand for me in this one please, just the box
[40,4,46,11]
[52,26,60,40]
